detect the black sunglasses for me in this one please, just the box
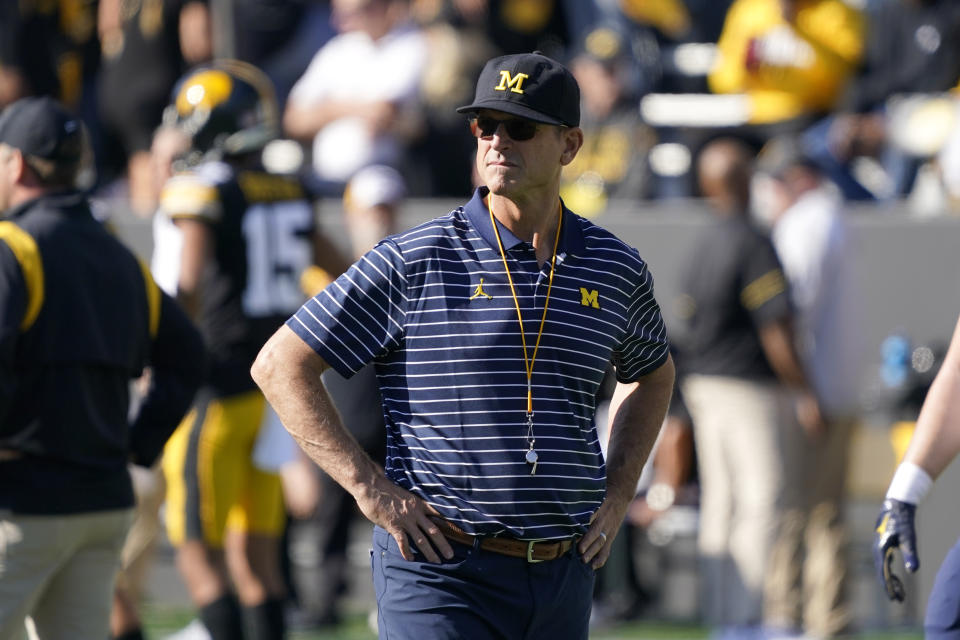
[469,116,540,141]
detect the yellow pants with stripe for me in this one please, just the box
[162,390,285,548]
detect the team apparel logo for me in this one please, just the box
[579,287,600,309]
[495,71,529,94]
[469,277,493,300]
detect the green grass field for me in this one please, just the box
[143,605,924,640]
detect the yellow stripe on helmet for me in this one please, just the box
[176,69,234,116]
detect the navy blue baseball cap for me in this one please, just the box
[457,52,580,127]
[0,97,83,162]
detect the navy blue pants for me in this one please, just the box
[371,526,595,640]
[926,535,960,639]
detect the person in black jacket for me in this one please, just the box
[0,96,204,640]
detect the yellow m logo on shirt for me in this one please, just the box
[579,287,600,309]
[495,70,529,94]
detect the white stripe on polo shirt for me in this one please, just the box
[288,187,669,539]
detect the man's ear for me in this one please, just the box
[8,148,25,183]
[560,127,584,166]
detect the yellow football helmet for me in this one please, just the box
[163,59,279,162]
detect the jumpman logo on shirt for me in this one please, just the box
[470,277,493,300]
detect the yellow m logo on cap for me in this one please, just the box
[580,288,600,309]
[495,70,529,94]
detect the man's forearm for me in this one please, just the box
[251,325,384,498]
[253,325,454,563]
[605,356,676,510]
[284,100,365,141]
[904,317,960,479]
[130,295,205,466]
[758,319,809,389]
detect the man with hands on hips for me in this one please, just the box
[876,311,960,638]
[252,51,674,639]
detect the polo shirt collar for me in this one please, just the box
[463,186,586,257]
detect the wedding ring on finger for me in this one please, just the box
[598,531,607,543]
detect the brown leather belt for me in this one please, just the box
[430,517,576,563]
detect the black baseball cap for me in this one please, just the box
[457,52,580,127]
[0,97,83,162]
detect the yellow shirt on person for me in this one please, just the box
[709,0,865,124]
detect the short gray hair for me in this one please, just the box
[24,149,82,189]
[0,140,82,188]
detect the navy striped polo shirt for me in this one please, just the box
[288,187,670,540]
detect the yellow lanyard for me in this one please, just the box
[488,196,562,447]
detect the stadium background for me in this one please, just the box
[111,196,960,639]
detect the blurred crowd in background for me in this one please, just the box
[3,0,960,637]
[4,0,960,216]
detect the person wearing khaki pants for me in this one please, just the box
[683,375,795,627]
[757,137,862,637]
[2,510,132,638]
[674,138,823,638]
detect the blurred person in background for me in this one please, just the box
[612,0,737,201]
[157,59,349,640]
[1,0,100,112]
[676,137,822,640]
[149,125,194,297]
[801,0,960,201]
[283,0,428,191]
[0,0,102,174]
[0,1,60,107]
[342,163,406,257]
[561,24,654,216]
[0,96,204,640]
[96,0,212,215]
[427,0,599,60]
[754,136,862,639]
[227,0,335,108]
[404,4,496,195]
[875,310,960,637]
[619,0,694,47]
[621,0,733,45]
[708,0,864,133]
[617,0,735,93]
